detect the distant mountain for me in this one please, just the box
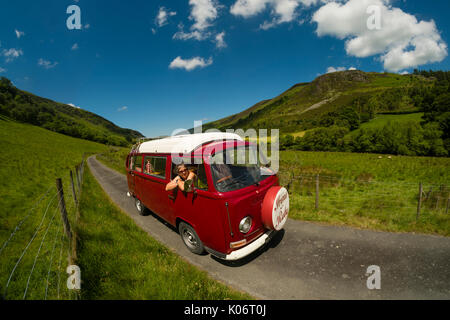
[0,77,143,146]
[200,70,450,157]
[202,70,433,134]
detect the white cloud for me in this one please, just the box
[15,29,25,39]
[38,58,58,69]
[215,31,227,48]
[260,20,277,30]
[190,0,219,31]
[71,43,79,51]
[231,0,320,28]
[68,103,80,109]
[156,7,177,27]
[0,67,6,73]
[174,0,220,41]
[312,0,448,72]
[326,66,358,73]
[118,106,128,112]
[326,66,347,73]
[2,48,23,62]
[169,56,213,71]
[173,26,209,41]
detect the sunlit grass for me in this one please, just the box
[77,167,252,300]
[0,116,108,299]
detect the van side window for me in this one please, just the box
[144,156,166,179]
[197,165,208,190]
[171,162,208,190]
[134,156,143,173]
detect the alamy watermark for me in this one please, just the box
[167,120,280,174]
[366,265,381,290]
[367,5,382,31]
[66,5,82,30]
[67,265,81,290]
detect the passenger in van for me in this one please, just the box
[165,163,196,192]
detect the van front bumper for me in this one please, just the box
[205,230,276,261]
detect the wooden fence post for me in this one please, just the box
[315,174,319,210]
[70,170,77,206]
[446,197,449,215]
[56,178,72,243]
[75,165,81,190]
[299,175,303,195]
[417,182,423,220]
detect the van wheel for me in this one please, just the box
[178,222,204,255]
[135,198,146,216]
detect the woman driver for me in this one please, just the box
[165,163,196,192]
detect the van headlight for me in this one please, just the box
[239,216,252,234]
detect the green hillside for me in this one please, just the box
[0,116,109,299]
[0,77,144,147]
[346,113,424,138]
[203,70,430,133]
[0,117,249,299]
[202,70,449,157]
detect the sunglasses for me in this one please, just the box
[178,169,188,174]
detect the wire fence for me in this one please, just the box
[0,158,86,300]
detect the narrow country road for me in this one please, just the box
[87,156,450,300]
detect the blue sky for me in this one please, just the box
[0,0,449,137]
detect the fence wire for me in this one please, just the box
[2,159,86,300]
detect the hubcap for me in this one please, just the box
[136,200,141,211]
[183,229,197,248]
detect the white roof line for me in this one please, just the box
[136,132,243,154]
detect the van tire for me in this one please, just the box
[135,198,146,216]
[178,222,204,255]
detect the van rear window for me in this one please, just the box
[133,156,142,173]
[144,156,166,179]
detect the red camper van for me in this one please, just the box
[125,132,289,261]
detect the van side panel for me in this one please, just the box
[174,191,228,254]
[138,154,173,223]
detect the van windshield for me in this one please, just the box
[210,145,274,192]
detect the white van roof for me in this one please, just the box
[136,132,244,154]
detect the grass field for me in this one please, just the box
[0,117,250,299]
[96,146,130,176]
[0,116,109,299]
[76,167,251,300]
[345,112,424,138]
[97,146,450,236]
[278,151,450,236]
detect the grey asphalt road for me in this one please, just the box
[87,156,450,300]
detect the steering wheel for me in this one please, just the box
[216,175,232,184]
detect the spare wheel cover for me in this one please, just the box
[261,186,289,231]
